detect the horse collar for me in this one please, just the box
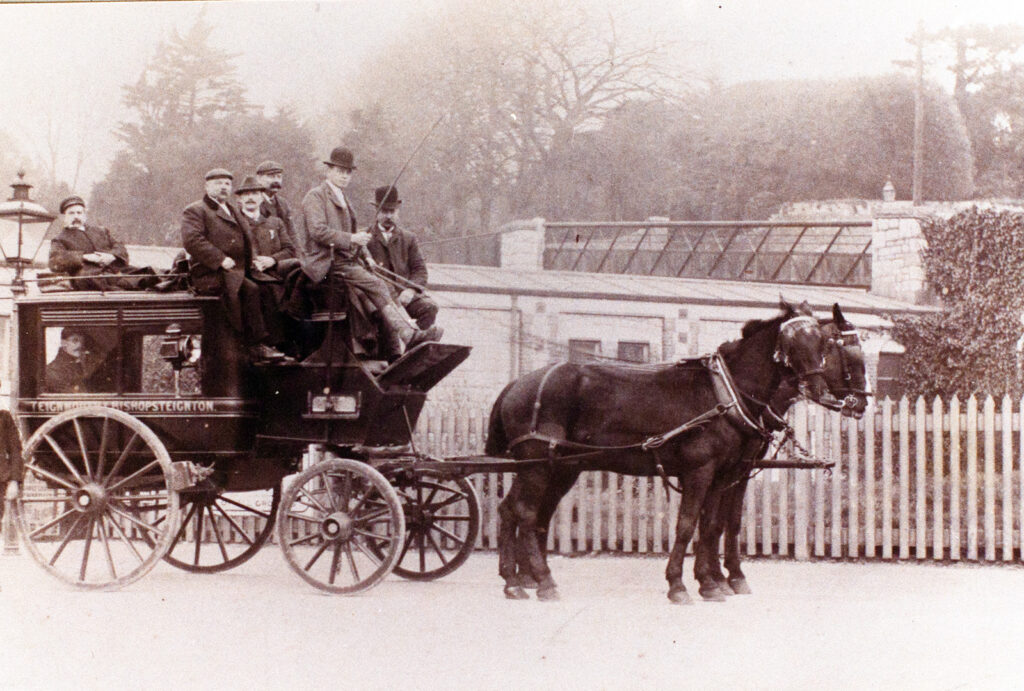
[708,352,766,436]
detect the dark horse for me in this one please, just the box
[485,300,838,603]
[693,304,870,600]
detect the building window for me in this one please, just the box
[875,351,904,399]
[617,341,650,363]
[568,339,602,364]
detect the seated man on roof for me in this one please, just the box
[48,196,157,290]
[298,146,441,361]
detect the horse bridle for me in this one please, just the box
[774,315,826,382]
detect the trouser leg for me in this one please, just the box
[404,294,438,329]
[237,277,268,346]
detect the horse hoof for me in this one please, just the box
[517,575,540,589]
[536,586,561,602]
[699,584,728,602]
[715,579,736,596]
[667,588,693,605]
[504,586,530,600]
[729,577,752,595]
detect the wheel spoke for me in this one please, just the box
[101,432,141,485]
[429,492,469,511]
[193,503,205,565]
[217,495,272,520]
[28,507,78,539]
[49,514,86,566]
[344,542,360,582]
[26,463,78,492]
[297,486,329,515]
[285,511,323,525]
[71,418,93,479]
[424,530,449,566]
[328,542,343,585]
[104,510,146,564]
[429,523,467,545]
[95,416,111,480]
[107,459,161,493]
[79,517,95,582]
[43,434,87,485]
[351,537,383,567]
[97,516,117,581]
[287,531,321,548]
[207,505,229,561]
[170,501,199,548]
[107,503,165,539]
[213,503,256,546]
[303,540,330,571]
[353,527,395,544]
[418,530,426,572]
[354,506,392,526]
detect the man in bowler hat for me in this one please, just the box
[181,168,288,364]
[300,147,441,359]
[365,185,438,329]
[48,196,157,290]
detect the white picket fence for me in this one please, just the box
[413,395,1024,562]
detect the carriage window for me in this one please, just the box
[142,333,202,395]
[617,341,650,363]
[42,326,118,394]
[568,339,602,364]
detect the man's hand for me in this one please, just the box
[398,288,417,306]
[221,257,236,271]
[82,252,102,265]
[94,252,117,266]
[351,230,372,247]
[253,255,276,272]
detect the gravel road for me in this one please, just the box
[1,551,1021,690]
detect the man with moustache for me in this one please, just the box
[365,185,438,330]
[300,147,441,360]
[181,168,287,364]
[48,196,157,290]
[255,160,297,251]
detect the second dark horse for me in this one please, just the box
[485,301,838,603]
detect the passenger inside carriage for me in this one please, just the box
[44,327,110,393]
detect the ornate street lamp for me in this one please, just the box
[0,171,56,294]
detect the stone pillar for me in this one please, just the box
[499,217,545,270]
[870,207,929,304]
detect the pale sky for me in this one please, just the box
[2,0,1023,192]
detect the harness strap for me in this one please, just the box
[707,352,766,436]
[529,363,566,435]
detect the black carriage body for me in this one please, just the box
[14,291,469,491]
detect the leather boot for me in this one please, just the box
[380,303,442,353]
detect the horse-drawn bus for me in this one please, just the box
[9,287,865,602]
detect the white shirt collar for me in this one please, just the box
[326,180,348,207]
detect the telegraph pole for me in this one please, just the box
[912,20,925,206]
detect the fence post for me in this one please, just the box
[848,409,860,558]
[898,397,910,559]
[793,401,809,560]
[932,396,944,561]
[966,395,979,561]
[864,401,876,558]
[830,410,843,558]
[915,396,927,559]
[881,398,894,559]
[950,395,962,560]
[1001,395,1014,562]
[983,396,996,561]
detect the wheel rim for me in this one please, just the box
[276,458,404,594]
[162,485,280,573]
[386,474,480,581]
[15,407,179,590]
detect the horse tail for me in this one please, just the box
[485,380,515,456]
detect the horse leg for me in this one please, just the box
[693,482,730,602]
[516,468,579,589]
[512,468,563,601]
[497,479,529,600]
[723,476,752,595]
[666,463,715,605]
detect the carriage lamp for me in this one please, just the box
[306,391,360,419]
[159,323,201,370]
[0,172,56,294]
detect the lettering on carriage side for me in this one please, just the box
[26,400,218,414]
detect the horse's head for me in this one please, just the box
[819,303,870,419]
[774,299,835,407]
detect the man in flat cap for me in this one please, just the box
[300,147,441,360]
[255,160,298,253]
[181,168,288,364]
[365,185,438,330]
[48,196,157,290]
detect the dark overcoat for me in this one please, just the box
[260,193,299,256]
[248,213,299,275]
[181,196,256,331]
[0,410,23,486]
[48,224,130,275]
[298,181,358,283]
[366,222,429,289]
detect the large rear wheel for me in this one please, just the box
[162,485,280,573]
[15,407,180,590]
[276,457,404,594]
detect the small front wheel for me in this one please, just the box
[276,457,404,594]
